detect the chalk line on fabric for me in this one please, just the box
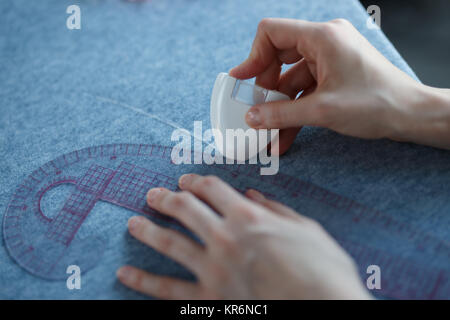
[91,94,205,144]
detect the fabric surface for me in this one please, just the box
[0,0,449,299]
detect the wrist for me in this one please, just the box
[387,83,450,149]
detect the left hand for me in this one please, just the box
[117,174,370,300]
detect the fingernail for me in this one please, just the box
[128,216,141,232]
[179,174,193,189]
[117,266,132,281]
[246,108,261,127]
[247,189,265,201]
[147,188,162,203]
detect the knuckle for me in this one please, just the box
[266,105,285,128]
[233,202,258,221]
[153,229,174,253]
[203,175,220,186]
[156,278,172,298]
[316,102,332,123]
[132,270,145,289]
[318,19,353,43]
[252,18,276,68]
[169,192,192,209]
[330,18,351,27]
[320,22,340,38]
[178,246,199,264]
[194,175,220,193]
[311,95,334,126]
[213,229,238,254]
[257,18,273,32]
[202,219,221,241]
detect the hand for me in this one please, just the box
[117,174,372,299]
[230,18,450,153]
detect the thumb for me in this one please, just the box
[245,93,324,129]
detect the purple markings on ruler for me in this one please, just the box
[102,162,177,215]
[45,163,177,246]
[2,144,449,298]
[46,165,115,245]
[233,168,450,259]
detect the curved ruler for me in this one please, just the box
[3,144,449,299]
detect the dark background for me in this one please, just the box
[360,0,449,88]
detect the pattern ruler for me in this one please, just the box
[3,144,449,299]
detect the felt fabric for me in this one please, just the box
[1,0,449,299]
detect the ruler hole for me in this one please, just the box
[40,183,76,220]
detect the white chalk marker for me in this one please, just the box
[210,72,290,161]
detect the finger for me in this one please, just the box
[117,265,202,299]
[246,59,320,130]
[277,47,302,65]
[266,60,315,155]
[300,83,317,98]
[128,216,206,276]
[245,189,305,222]
[245,93,323,129]
[178,174,259,220]
[255,58,282,90]
[147,188,222,243]
[270,127,301,156]
[277,59,316,99]
[229,18,317,80]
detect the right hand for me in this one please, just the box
[230,18,450,153]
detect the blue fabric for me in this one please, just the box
[1,0,449,299]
